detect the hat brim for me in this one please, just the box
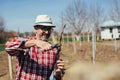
[33,23,55,27]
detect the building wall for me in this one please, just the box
[101,27,120,40]
[113,28,119,39]
[101,28,112,39]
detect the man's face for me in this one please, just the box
[34,25,53,41]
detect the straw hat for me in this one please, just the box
[34,14,55,27]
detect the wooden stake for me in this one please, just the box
[8,54,13,80]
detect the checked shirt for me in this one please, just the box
[5,38,58,80]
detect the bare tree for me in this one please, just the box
[61,0,105,43]
[63,0,87,41]
[109,0,120,53]
[110,0,120,21]
[88,3,104,40]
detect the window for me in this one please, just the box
[118,27,120,33]
[109,28,113,33]
[101,27,105,31]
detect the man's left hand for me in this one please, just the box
[54,59,65,79]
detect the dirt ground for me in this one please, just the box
[0,40,120,80]
[62,40,120,64]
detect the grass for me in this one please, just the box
[0,44,5,52]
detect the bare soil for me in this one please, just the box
[0,40,120,80]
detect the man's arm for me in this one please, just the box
[24,40,36,48]
[5,38,27,56]
[25,40,52,51]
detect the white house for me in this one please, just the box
[101,20,120,40]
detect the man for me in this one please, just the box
[5,14,64,80]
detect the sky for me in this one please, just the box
[0,0,113,33]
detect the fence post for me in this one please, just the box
[8,54,13,80]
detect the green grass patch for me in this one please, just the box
[0,44,5,51]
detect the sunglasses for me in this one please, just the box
[34,25,53,31]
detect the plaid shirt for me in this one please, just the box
[5,38,58,80]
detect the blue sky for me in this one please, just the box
[0,0,113,32]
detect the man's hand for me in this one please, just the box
[54,59,65,80]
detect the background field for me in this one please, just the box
[0,40,120,80]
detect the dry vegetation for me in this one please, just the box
[0,40,120,80]
[61,40,120,64]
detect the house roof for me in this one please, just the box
[101,20,120,27]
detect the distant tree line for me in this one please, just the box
[0,16,6,43]
[0,16,36,43]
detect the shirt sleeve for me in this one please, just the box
[50,71,56,80]
[5,37,28,56]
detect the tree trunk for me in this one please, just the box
[87,33,90,42]
[75,35,80,41]
[72,32,77,54]
[96,34,100,41]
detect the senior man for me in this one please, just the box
[5,14,64,80]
